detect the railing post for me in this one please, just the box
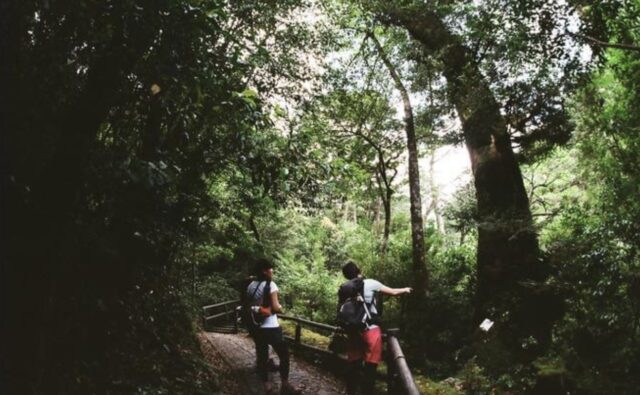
[294,323,302,350]
[386,329,420,395]
[233,306,239,333]
[386,329,399,394]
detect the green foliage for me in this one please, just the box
[544,206,640,393]
[407,237,477,376]
[443,180,478,244]
[258,209,370,323]
[534,26,640,393]
[457,359,492,394]
[2,0,324,392]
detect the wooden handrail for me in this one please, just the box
[278,314,343,361]
[202,299,240,332]
[279,314,339,332]
[203,300,421,394]
[204,310,235,322]
[386,329,421,395]
[202,299,240,312]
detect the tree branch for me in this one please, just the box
[568,31,640,53]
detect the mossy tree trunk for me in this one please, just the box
[381,7,556,355]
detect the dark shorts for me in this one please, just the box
[253,326,290,381]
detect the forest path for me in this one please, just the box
[200,331,347,395]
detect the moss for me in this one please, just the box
[280,320,332,349]
[533,356,567,377]
[415,376,464,395]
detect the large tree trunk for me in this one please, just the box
[369,32,428,295]
[383,7,555,354]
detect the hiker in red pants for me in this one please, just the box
[337,261,412,395]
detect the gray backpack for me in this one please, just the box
[240,280,271,334]
[337,278,372,332]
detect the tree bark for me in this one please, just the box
[249,215,261,242]
[368,31,428,294]
[373,197,382,231]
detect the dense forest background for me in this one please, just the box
[1,0,639,394]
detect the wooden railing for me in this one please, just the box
[279,314,343,360]
[202,300,421,395]
[385,328,420,395]
[201,299,240,333]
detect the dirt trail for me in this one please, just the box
[200,331,347,395]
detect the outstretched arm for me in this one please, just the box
[379,286,412,296]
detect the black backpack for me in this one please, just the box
[239,279,271,334]
[336,278,373,332]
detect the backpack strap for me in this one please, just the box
[357,278,379,323]
[261,280,272,307]
[247,280,263,302]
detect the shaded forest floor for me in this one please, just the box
[198,331,347,394]
[197,332,246,394]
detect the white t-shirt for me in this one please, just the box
[363,278,384,316]
[246,280,280,328]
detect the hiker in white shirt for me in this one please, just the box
[246,258,301,395]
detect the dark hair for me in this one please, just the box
[253,258,274,279]
[342,261,361,280]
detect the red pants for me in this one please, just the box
[346,326,382,364]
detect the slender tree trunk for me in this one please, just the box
[342,201,349,223]
[373,197,382,230]
[249,215,261,242]
[374,156,393,260]
[380,190,392,258]
[428,152,443,232]
[383,8,554,352]
[369,31,428,294]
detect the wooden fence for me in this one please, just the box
[202,299,240,333]
[202,300,420,395]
